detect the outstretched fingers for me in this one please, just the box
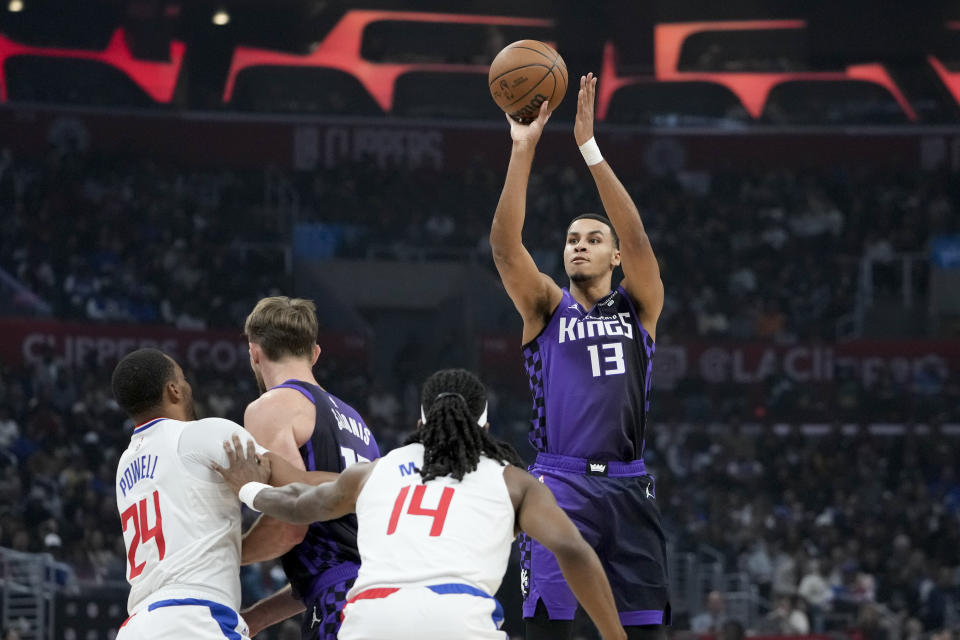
[535,99,552,126]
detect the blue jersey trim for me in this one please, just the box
[132,418,167,435]
[427,583,504,628]
[147,598,242,639]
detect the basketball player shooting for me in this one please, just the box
[214,368,627,640]
[489,73,669,640]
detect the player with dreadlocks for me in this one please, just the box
[213,368,627,640]
[405,368,522,481]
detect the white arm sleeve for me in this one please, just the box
[177,417,269,482]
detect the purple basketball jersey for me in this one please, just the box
[270,380,380,608]
[522,286,655,461]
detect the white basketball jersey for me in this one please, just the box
[350,443,515,597]
[115,417,253,614]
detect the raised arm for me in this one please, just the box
[240,392,310,564]
[504,466,626,640]
[575,73,664,339]
[490,105,563,344]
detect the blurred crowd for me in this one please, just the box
[2,145,960,638]
[648,359,960,425]
[0,148,288,328]
[4,350,960,638]
[654,424,960,638]
[3,148,958,342]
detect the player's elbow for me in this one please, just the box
[541,529,591,565]
[552,537,595,571]
[489,223,521,253]
[279,522,309,547]
[490,241,521,269]
[621,230,652,254]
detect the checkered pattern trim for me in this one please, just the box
[307,576,354,640]
[284,527,348,601]
[642,332,655,413]
[522,341,547,452]
[518,533,532,602]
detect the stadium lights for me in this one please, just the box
[212,8,229,25]
[8,0,24,12]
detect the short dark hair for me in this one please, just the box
[405,369,521,481]
[111,348,175,418]
[567,213,619,248]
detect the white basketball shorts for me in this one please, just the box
[116,597,250,640]
[339,583,506,640]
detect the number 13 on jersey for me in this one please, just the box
[587,342,625,377]
[387,485,456,536]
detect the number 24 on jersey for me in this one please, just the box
[122,490,166,579]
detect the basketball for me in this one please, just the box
[488,40,567,123]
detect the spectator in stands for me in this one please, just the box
[759,595,810,635]
[718,619,745,640]
[691,590,728,633]
[2,627,23,640]
[798,559,832,632]
[0,404,19,449]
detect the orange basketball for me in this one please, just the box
[488,40,567,123]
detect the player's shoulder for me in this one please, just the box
[246,385,315,420]
[178,417,249,451]
[191,416,246,437]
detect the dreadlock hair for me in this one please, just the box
[404,368,522,482]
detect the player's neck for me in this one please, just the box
[568,277,613,309]
[259,359,319,391]
[132,404,185,426]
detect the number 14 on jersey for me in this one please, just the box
[387,485,456,536]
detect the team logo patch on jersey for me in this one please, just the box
[586,461,608,476]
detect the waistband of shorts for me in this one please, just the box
[348,582,496,602]
[130,586,237,615]
[301,561,360,603]
[534,452,647,477]
[341,583,503,626]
